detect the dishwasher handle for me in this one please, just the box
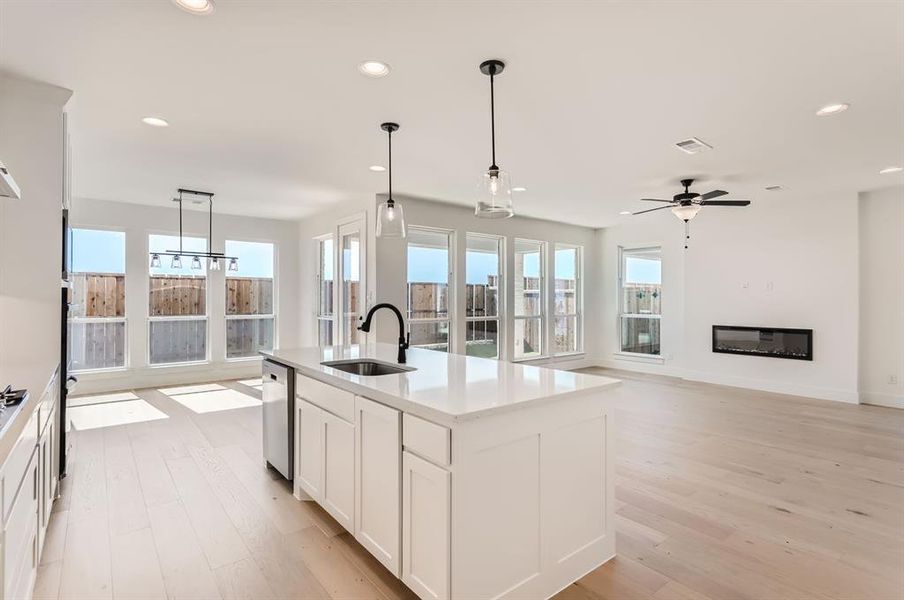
[262,360,289,385]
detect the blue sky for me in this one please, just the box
[625,257,661,284]
[73,229,274,277]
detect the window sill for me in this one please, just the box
[225,355,264,363]
[511,355,549,364]
[613,352,664,365]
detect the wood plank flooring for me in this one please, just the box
[35,372,903,600]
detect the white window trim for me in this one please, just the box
[224,239,277,360]
[407,226,455,351]
[617,245,662,358]
[314,233,336,346]
[337,218,366,346]
[552,243,583,357]
[512,238,546,362]
[464,233,505,359]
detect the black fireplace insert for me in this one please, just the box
[712,326,813,361]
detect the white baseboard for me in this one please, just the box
[859,391,904,409]
[587,357,859,404]
[72,359,263,396]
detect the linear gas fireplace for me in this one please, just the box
[712,325,813,361]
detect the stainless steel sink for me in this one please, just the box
[320,359,415,376]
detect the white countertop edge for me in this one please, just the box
[263,347,621,425]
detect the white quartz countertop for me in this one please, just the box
[262,343,620,423]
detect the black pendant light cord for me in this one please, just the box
[388,127,393,202]
[489,71,497,170]
[178,190,184,254]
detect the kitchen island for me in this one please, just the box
[262,343,620,600]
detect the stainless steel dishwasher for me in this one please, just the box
[262,359,294,480]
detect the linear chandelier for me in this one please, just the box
[149,188,238,272]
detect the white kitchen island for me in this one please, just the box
[262,343,620,600]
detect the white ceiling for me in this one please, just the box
[1,1,902,227]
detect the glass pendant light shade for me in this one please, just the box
[209,257,221,271]
[150,254,161,268]
[228,257,239,271]
[191,255,202,270]
[672,204,702,222]
[171,255,182,269]
[376,198,407,238]
[475,168,514,218]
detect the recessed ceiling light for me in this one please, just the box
[369,165,386,172]
[879,166,903,174]
[141,116,169,127]
[816,102,849,116]
[512,187,527,192]
[358,61,391,78]
[619,211,632,215]
[171,0,214,15]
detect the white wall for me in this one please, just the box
[598,190,861,403]
[371,195,601,368]
[70,197,301,394]
[858,186,904,408]
[0,72,71,389]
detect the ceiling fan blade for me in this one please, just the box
[632,205,673,216]
[640,198,673,203]
[701,200,750,206]
[700,190,728,200]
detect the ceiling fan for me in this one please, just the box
[633,178,750,222]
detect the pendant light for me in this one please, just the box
[475,59,514,219]
[149,188,239,270]
[376,122,407,238]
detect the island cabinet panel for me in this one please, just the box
[402,451,450,600]
[322,411,355,531]
[297,374,355,423]
[355,396,401,576]
[295,400,324,501]
[3,448,38,600]
[402,413,451,467]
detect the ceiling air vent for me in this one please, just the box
[675,137,713,155]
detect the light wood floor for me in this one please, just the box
[34,372,903,600]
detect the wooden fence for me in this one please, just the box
[227,277,274,315]
[71,273,125,318]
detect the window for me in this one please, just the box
[225,240,275,359]
[465,234,502,359]
[316,236,334,346]
[339,227,362,345]
[407,228,452,352]
[554,244,582,354]
[514,239,544,360]
[148,234,208,365]
[69,229,126,371]
[619,247,661,355]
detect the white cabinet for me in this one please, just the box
[295,400,323,500]
[402,451,450,600]
[354,396,401,576]
[322,411,355,530]
[294,399,356,532]
[37,408,55,559]
[3,449,38,600]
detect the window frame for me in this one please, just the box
[147,233,211,367]
[337,219,366,346]
[617,245,663,360]
[464,233,505,360]
[406,225,455,352]
[314,233,336,346]
[552,243,583,357]
[68,227,128,374]
[224,238,277,361]
[512,238,546,362]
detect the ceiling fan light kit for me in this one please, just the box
[475,59,514,219]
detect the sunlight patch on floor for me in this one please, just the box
[159,383,226,396]
[163,388,261,414]
[68,391,140,408]
[69,398,168,431]
[237,378,263,389]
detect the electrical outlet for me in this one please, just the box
[741,281,749,289]
[766,281,774,291]
[890,375,899,385]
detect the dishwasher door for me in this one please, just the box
[261,359,294,480]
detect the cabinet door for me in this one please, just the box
[355,396,401,575]
[321,412,355,532]
[402,451,451,600]
[296,400,324,501]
